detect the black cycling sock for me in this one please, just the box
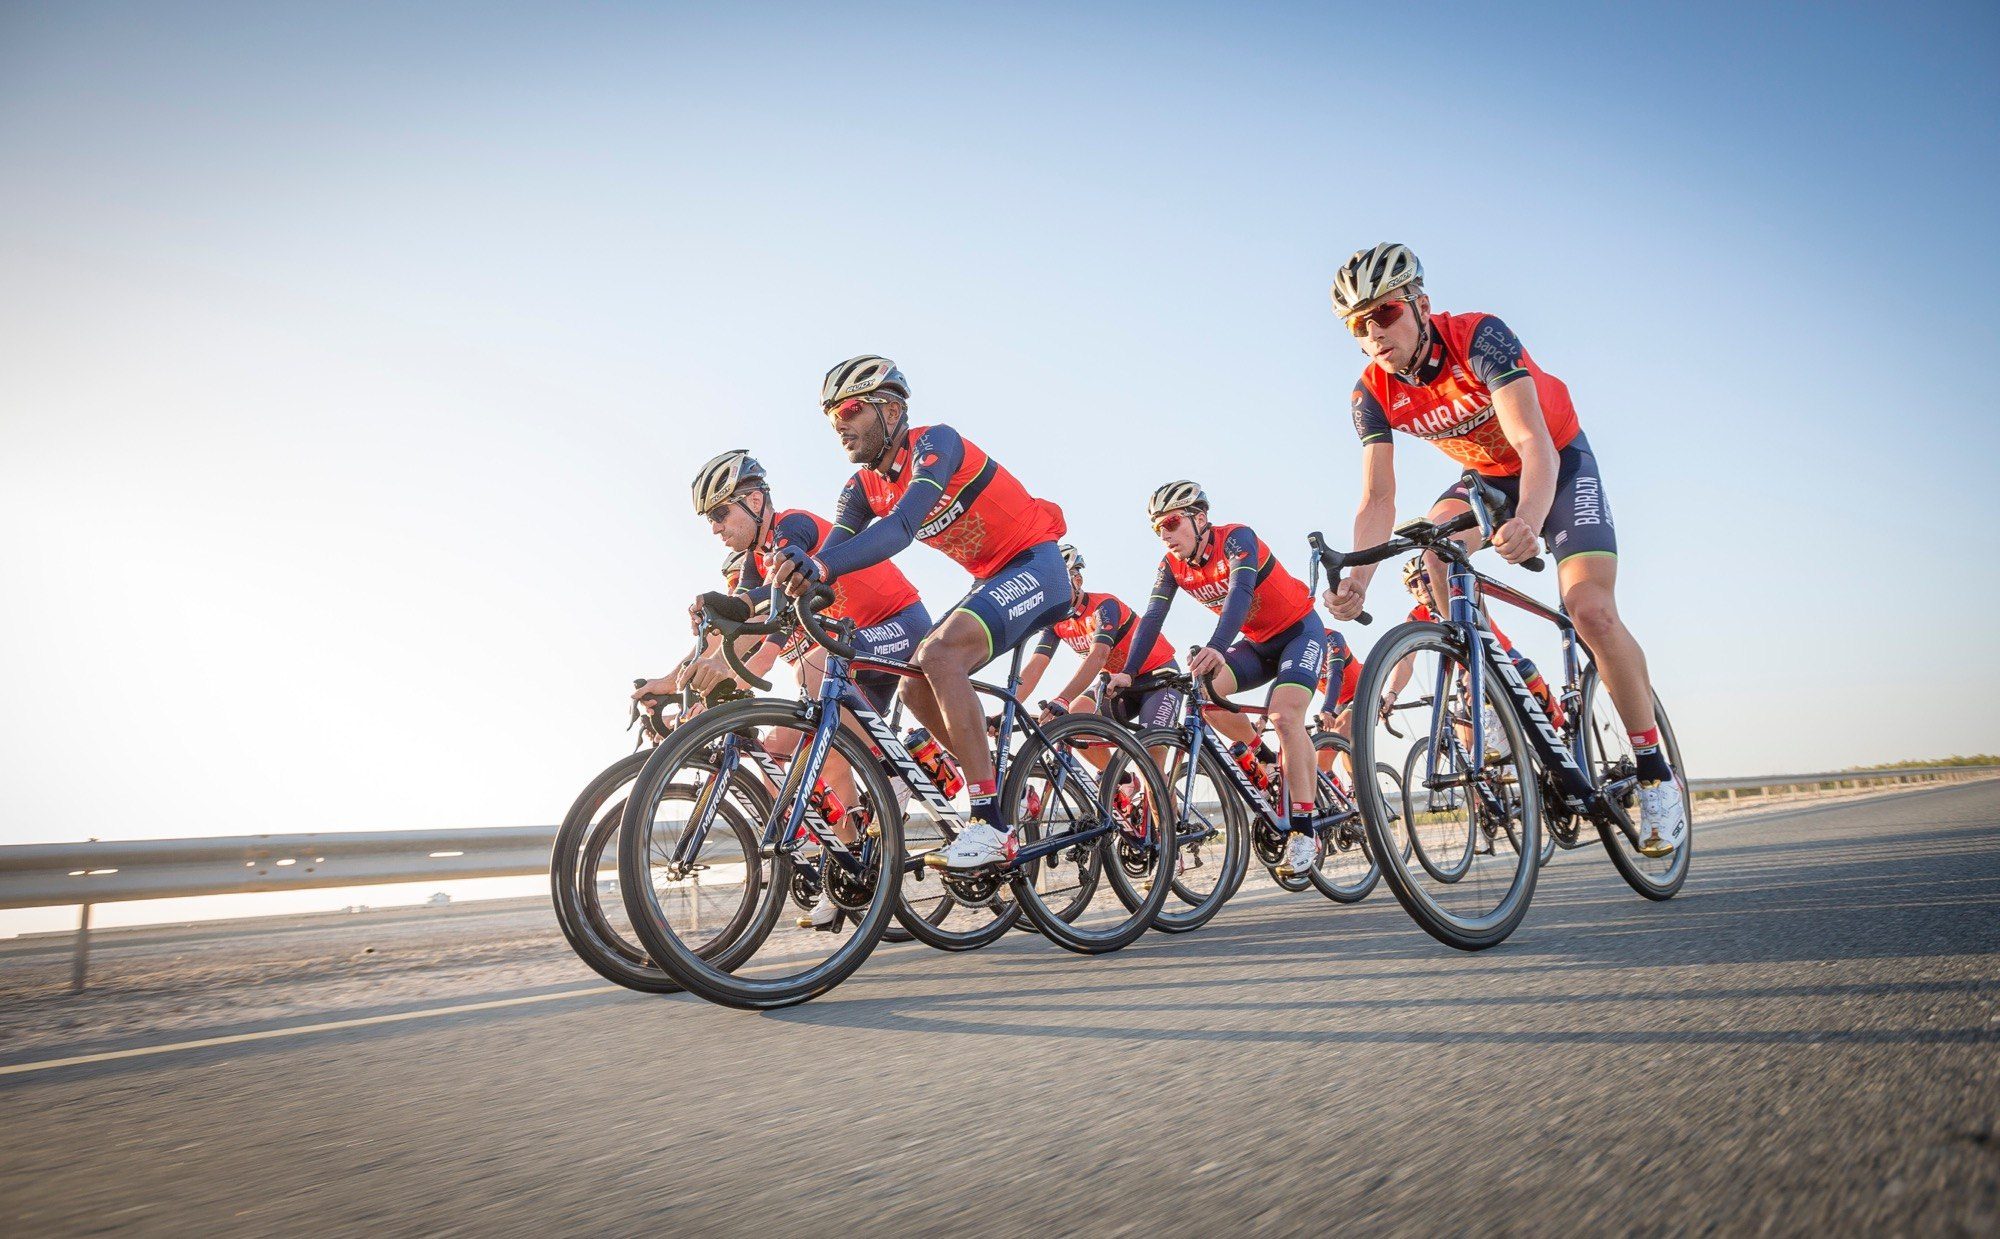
[969,784,1008,831]
[1288,804,1315,834]
[1635,748,1673,782]
[1256,743,1278,765]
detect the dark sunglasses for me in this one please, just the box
[1346,297,1412,337]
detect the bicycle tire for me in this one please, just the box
[619,698,903,1008]
[1005,711,1176,953]
[1351,621,1541,951]
[1306,730,1381,904]
[1115,726,1250,933]
[1582,671,1691,900]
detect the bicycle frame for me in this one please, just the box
[681,628,1124,880]
[1428,531,1638,835]
[1167,679,1357,843]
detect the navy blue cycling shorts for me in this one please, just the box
[942,541,1073,661]
[1221,610,1328,697]
[1435,433,1616,562]
[852,600,931,712]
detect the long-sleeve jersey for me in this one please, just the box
[1125,522,1313,660]
[1031,590,1175,677]
[818,424,1065,580]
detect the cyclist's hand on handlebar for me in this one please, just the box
[1490,516,1540,565]
[1378,689,1398,724]
[1188,645,1226,678]
[686,652,734,694]
[766,544,823,597]
[632,676,677,701]
[1326,574,1368,622]
[1316,709,1338,732]
[1106,671,1133,697]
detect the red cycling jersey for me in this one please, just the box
[1040,591,1175,677]
[1353,311,1581,477]
[1163,523,1312,644]
[750,509,920,628]
[846,425,1065,579]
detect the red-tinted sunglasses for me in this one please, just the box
[1346,297,1411,337]
[825,395,889,421]
[1151,512,1188,535]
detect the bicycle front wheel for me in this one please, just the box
[1351,621,1542,951]
[1006,712,1175,953]
[619,699,904,1008]
[1124,726,1250,932]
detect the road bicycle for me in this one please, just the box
[1311,471,1691,951]
[617,588,1176,1009]
[1123,654,1403,931]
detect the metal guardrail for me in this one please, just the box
[5,764,1994,989]
[1686,764,1999,800]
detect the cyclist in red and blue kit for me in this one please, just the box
[1112,481,1328,878]
[1323,243,1684,856]
[765,355,1071,871]
[681,449,934,926]
[1016,543,1184,730]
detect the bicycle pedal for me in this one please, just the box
[865,821,882,839]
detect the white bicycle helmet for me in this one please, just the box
[691,449,768,515]
[1059,543,1085,576]
[820,354,910,408]
[1331,243,1424,317]
[1147,480,1209,519]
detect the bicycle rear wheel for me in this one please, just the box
[1306,731,1380,903]
[1581,671,1691,900]
[1351,621,1541,951]
[620,699,903,1008]
[1005,712,1174,953]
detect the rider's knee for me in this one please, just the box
[1566,586,1621,642]
[1268,700,1309,735]
[914,635,972,680]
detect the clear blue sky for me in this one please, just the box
[3,0,1997,854]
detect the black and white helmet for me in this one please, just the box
[1331,243,1424,317]
[721,549,748,588]
[820,354,910,408]
[1147,480,1208,519]
[1059,543,1085,576]
[691,449,768,514]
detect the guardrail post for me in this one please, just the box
[71,903,92,993]
[689,872,700,934]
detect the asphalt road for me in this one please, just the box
[3,782,1996,1236]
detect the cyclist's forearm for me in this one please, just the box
[1351,494,1397,583]
[815,480,938,577]
[1056,644,1111,703]
[1494,382,1557,530]
[1387,653,1415,696]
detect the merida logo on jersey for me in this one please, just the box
[916,498,966,539]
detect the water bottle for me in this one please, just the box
[906,728,965,798]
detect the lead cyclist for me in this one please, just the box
[1320,243,1687,856]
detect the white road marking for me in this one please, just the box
[0,985,620,1078]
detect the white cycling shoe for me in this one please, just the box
[798,891,841,931]
[1277,830,1322,878]
[1634,775,1689,858]
[928,822,1015,870]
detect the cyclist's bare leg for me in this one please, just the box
[1556,554,1656,736]
[1265,683,1316,808]
[903,612,997,787]
[1205,704,1261,750]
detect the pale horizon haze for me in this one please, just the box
[4,2,1996,933]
